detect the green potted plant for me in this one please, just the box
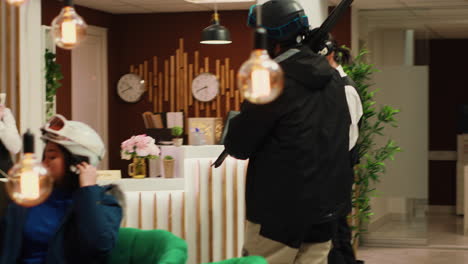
[171,126,184,147]
[341,49,401,250]
[163,155,175,178]
[44,49,63,120]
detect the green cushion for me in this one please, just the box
[205,256,268,264]
[108,228,188,264]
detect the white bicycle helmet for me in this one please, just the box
[41,114,105,167]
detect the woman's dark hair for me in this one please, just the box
[43,141,89,192]
[335,45,352,65]
[326,33,352,65]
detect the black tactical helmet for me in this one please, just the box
[247,0,309,43]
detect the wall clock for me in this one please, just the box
[192,73,219,102]
[117,73,146,103]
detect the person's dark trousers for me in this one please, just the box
[328,214,357,264]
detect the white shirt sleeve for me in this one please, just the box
[345,85,363,150]
[0,108,22,154]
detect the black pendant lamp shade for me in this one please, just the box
[200,13,232,45]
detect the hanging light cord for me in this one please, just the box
[213,0,219,22]
[64,0,73,7]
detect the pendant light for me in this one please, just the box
[200,0,232,45]
[6,0,27,6]
[238,3,284,104]
[6,131,53,207]
[51,0,88,50]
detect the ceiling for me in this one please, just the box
[358,0,468,38]
[71,0,255,13]
[71,0,468,38]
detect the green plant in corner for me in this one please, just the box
[45,49,63,120]
[342,49,401,249]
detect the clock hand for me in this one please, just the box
[121,87,132,93]
[197,86,208,93]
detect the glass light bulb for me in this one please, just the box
[6,153,53,207]
[238,50,284,104]
[6,0,27,6]
[51,6,87,50]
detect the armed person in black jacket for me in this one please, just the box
[224,1,354,263]
[321,34,363,264]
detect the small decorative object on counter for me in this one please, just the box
[191,128,206,146]
[163,155,175,178]
[188,117,223,145]
[171,126,184,147]
[121,134,160,179]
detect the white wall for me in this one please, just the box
[372,66,428,199]
[368,66,428,221]
[351,7,360,57]
[368,29,407,67]
[19,0,44,153]
[362,27,430,224]
[298,0,328,28]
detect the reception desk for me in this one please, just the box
[99,146,248,264]
[149,145,225,178]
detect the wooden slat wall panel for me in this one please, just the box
[128,39,243,126]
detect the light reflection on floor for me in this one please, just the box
[358,214,468,263]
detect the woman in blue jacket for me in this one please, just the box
[0,114,123,264]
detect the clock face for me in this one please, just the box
[192,73,219,102]
[117,73,146,103]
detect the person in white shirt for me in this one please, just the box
[0,105,21,174]
[321,35,364,264]
[0,102,22,220]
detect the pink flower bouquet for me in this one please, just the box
[121,134,160,160]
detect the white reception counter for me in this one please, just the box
[99,145,248,264]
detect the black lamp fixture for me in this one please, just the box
[200,2,232,45]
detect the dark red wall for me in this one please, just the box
[428,39,468,205]
[109,11,253,175]
[41,3,353,177]
[329,6,351,49]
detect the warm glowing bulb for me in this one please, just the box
[51,6,87,50]
[251,68,271,98]
[6,0,27,6]
[238,50,284,104]
[6,153,53,207]
[20,170,40,199]
[62,20,77,44]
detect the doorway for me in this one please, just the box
[71,25,109,169]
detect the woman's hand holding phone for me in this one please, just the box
[77,162,97,187]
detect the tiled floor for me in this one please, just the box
[357,247,468,264]
[358,214,468,263]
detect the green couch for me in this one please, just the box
[204,256,268,264]
[108,228,267,264]
[108,228,188,264]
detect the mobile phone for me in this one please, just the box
[69,155,90,174]
[70,155,89,166]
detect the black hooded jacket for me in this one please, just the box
[225,46,353,248]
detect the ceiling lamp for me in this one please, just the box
[6,131,53,207]
[186,0,254,3]
[237,2,284,104]
[51,0,88,50]
[200,1,232,45]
